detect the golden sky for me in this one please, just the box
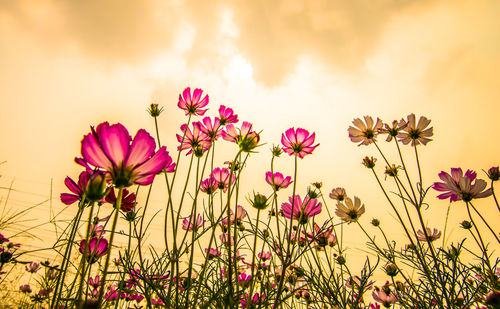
[1,0,499,262]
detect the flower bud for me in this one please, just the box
[371,218,380,227]
[239,132,260,152]
[384,263,399,277]
[362,156,377,169]
[271,145,282,157]
[336,255,346,265]
[147,103,163,117]
[85,172,108,202]
[250,193,269,210]
[488,166,500,181]
[460,220,472,230]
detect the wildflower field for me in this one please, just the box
[1,86,499,309]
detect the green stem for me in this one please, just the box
[97,187,123,307]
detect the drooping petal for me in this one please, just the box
[81,133,113,171]
[133,147,169,179]
[125,129,156,168]
[64,176,80,195]
[61,193,79,205]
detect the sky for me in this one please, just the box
[0,0,499,265]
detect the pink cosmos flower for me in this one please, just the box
[397,113,433,146]
[348,116,383,146]
[19,284,32,293]
[238,273,252,289]
[176,122,211,156]
[416,227,441,242]
[25,262,41,273]
[265,171,292,191]
[313,223,337,248]
[81,122,174,187]
[222,205,247,227]
[199,117,222,141]
[151,298,164,306]
[105,188,136,212]
[0,233,9,244]
[240,293,265,308]
[211,167,235,192]
[90,224,105,238]
[281,195,322,224]
[219,233,234,246]
[219,105,238,125]
[372,288,398,306]
[79,237,108,263]
[89,275,101,289]
[60,171,90,205]
[258,251,271,261]
[182,214,204,231]
[199,176,218,194]
[222,121,260,152]
[281,128,319,159]
[177,87,209,116]
[205,248,221,259]
[433,168,492,202]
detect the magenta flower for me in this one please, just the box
[89,275,101,289]
[105,188,136,212]
[0,233,9,244]
[211,167,235,192]
[199,176,218,194]
[182,214,204,231]
[238,273,252,289]
[433,168,492,202]
[19,284,32,293]
[199,117,222,141]
[218,105,238,125]
[177,87,209,116]
[265,171,292,191]
[81,122,174,187]
[241,293,265,308]
[176,122,211,156]
[222,121,260,152]
[281,195,322,224]
[79,237,108,263]
[60,171,90,205]
[281,128,319,159]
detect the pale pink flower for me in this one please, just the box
[219,105,238,125]
[89,275,101,289]
[417,227,441,242]
[222,121,260,152]
[372,288,398,306]
[329,187,347,201]
[335,197,365,224]
[219,233,234,246]
[222,205,247,227]
[348,116,383,146]
[182,214,204,231]
[265,171,292,191]
[25,262,41,273]
[281,128,319,158]
[199,177,218,194]
[258,251,271,261]
[176,122,211,156]
[19,284,32,293]
[397,113,433,146]
[211,167,235,192]
[378,119,407,142]
[313,223,337,248]
[205,248,221,259]
[433,168,492,202]
[177,87,209,116]
[281,195,322,224]
[81,122,174,187]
